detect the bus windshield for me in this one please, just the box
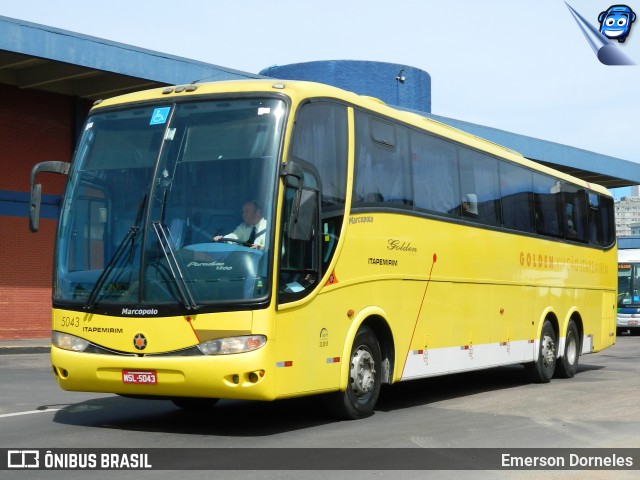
[618,262,640,307]
[54,97,285,313]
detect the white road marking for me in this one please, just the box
[0,409,62,419]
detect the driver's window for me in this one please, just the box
[279,101,347,303]
[279,170,319,302]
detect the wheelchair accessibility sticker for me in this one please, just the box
[150,107,171,125]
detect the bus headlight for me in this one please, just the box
[52,331,90,352]
[197,335,266,355]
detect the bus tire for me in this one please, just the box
[327,325,382,420]
[171,397,219,410]
[525,319,556,383]
[554,320,579,379]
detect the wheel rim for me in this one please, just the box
[566,332,577,365]
[541,333,556,370]
[350,346,376,397]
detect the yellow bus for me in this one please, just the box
[30,79,617,419]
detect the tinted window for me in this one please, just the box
[371,117,396,147]
[411,131,459,216]
[354,111,411,207]
[352,110,614,249]
[500,162,535,232]
[561,183,588,242]
[459,149,501,225]
[290,102,348,209]
[533,173,562,237]
[588,193,615,247]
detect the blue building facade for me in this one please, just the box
[260,60,431,113]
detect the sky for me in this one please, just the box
[2,0,639,197]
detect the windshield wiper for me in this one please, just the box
[151,221,198,311]
[84,226,139,310]
[84,194,146,310]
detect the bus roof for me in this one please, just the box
[92,79,612,197]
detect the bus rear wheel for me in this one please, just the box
[555,320,579,378]
[327,325,382,420]
[525,319,556,383]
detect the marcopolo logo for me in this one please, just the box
[121,308,159,316]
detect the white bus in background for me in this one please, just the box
[618,247,640,335]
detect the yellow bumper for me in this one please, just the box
[51,344,276,401]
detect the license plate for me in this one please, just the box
[122,370,157,385]
[629,320,638,326]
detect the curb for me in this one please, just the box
[0,345,50,355]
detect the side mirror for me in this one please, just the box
[281,160,304,189]
[29,161,70,232]
[29,183,43,233]
[289,188,317,241]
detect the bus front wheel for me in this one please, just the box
[554,320,579,378]
[525,319,556,383]
[327,325,382,420]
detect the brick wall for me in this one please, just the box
[0,218,58,338]
[0,86,77,339]
[0,87,73,192]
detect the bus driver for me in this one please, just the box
[213,200,267,250]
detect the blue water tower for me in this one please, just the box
[260,60,431,113]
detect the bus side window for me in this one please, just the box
[354,112,411,208]
[410,130,459,217]
[458,148,500,226]
[588,193,615,247]
[533,174,562,237]
[560,184,588,242]
[289,101,347,276]
[290,102,347,209]
[499,161,535,232]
